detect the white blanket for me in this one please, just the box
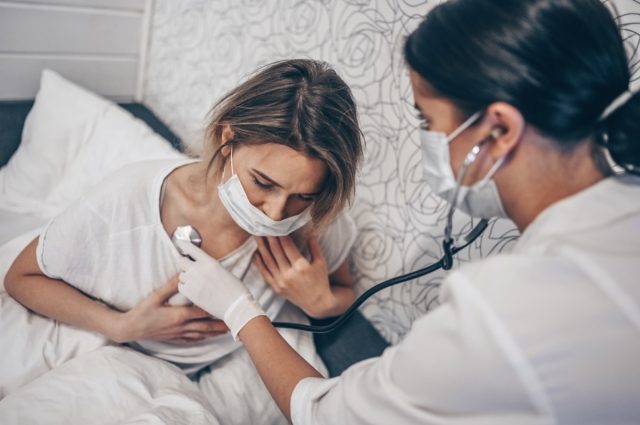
[0,228,326,425]
[0,70,326,424]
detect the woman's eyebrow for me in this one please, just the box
[252,168,322,196]
[253,169,283,188]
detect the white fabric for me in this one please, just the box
[0,303,325,425]
[0,228,110,397]
[0,210,46,247]
[291,175,640,425]
[0,68,347,423]
[35,158,356,371]
[0,346,220,425]
[0,69,183,219]
[196,302,327,425]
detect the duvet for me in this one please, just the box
[0,225,324,425]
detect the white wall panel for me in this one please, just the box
[0,55,137,100]
[8,0,145,11]
[0,3,141,55]
[0,0,150,100]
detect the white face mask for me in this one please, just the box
[419,112,507,219]
[217,150,312,236]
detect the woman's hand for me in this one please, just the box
[112,274,229,344]
[254,234,338,318]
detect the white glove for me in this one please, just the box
[175,240,266,339]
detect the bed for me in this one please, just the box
[0,64,388,424]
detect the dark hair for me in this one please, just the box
[204,59,363,225]
[404,0,639,175]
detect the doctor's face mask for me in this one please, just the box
[419,112,507,219]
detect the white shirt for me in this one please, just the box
[291,175,640,425]
[36,159,356,372]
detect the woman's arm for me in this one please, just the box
[254,234,355,318]
[5,237,228,343]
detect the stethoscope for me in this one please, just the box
[273,141,491,333]
[172,138,491,334]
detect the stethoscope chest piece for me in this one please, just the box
[172,225,203,255]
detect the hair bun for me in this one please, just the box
[599,91,640,175]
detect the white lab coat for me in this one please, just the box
[291,175,640,425]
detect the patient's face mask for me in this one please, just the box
[419,112,507,219]
[217,149,312,236]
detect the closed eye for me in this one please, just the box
[252,175,274,190]
[416,113,430,130]
[296,194,316,202]
[413,103,431,130]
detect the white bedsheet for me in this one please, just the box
[0,71,327,423]
[0,226,326,424]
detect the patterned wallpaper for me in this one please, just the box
[144,0,640,343]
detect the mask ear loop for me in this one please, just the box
[230,147,236,175]
[220,145,236,182]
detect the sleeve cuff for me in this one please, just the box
[290,376,340,425]
[35,220,58,279]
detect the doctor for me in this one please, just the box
[176,0,640,423]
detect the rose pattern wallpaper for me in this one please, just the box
[144,0,640,343]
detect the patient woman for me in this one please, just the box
[4,59,363,377]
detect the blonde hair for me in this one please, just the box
[204,59,363,226]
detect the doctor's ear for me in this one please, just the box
[483,102,525,157]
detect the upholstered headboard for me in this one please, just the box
[0,0,152,101]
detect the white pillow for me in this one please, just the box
[0,70,184,218]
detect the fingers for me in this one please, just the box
[178,305,216,321]
[254,252,274,285]
[176,255,193,271]
[174,240,209,262]
[182,318,229,334]
[280,236,304,264]
[308,233,325,264]
[256,237,279,274]
[154,274,180,303]
[166,319,230,345]
[266,236,290,269]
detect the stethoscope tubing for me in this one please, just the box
[272,219,488,333]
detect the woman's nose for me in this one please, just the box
[261,197,287,222]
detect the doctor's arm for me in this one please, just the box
[239,315,322,421]
[4,237,227,343]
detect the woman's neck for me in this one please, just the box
[500,137,606,233]
[162,162,250,259]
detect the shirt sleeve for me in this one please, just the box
[290,272,540,425]
[317,212,357,274]
[36,200,109,296]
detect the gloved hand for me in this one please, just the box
[175,240,266,340]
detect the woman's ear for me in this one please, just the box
[483,102,526,160]
[220,124,234,157]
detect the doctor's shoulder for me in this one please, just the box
[440,253,589,315]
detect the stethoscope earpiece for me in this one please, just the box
[490,127,506,140]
